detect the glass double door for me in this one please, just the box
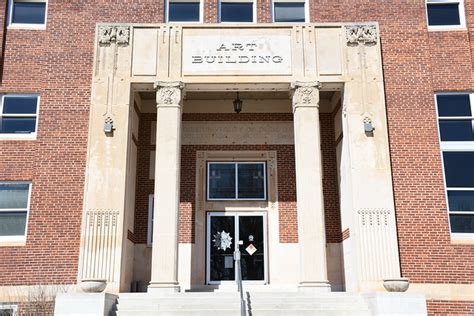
[206,212,267,284]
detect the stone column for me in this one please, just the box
[291,81,331,292]
[148,81,185,293]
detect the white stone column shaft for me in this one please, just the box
[149,81,185,293]
[291,81,331,291]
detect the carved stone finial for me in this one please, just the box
[98,25,130,46]
[155,81,185,106]
[345,24,378,46]
[291,81,321,110]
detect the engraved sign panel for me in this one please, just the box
[182,29,292,76]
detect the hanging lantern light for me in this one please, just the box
[233,92,242,114]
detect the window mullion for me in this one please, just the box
[0,95,4,118]
[235,163,239,200]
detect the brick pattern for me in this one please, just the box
[0,1,165,286]
[134,113,155,244]
[427,300,474,315]
[203,0,271,23]
[320,113,342,243]
[204,0,218,23]
[311,0,474,283]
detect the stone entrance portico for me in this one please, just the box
[77,23,403,294]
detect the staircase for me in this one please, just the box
[116,291,372,315]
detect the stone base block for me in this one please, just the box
[363,292,427,315]
[54,293,118,316]
[298,281,332,293]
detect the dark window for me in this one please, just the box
[274,2,305,22]
[427,3,461,26]
[437,94,473,142]
[11,1,46,25]
[447,191,474,212]
[0,307,16,316]
[238,164,265,199]
[439,120,474,141]
[437,94,471,117]
[0,95,38,134]
[437,93,474,234]
[0,183,30,237]
[208,163,236,199]
[449,214,474,233]
[220,2,253,22]
[208,162,266,200]
[0,212,27,236]
[168,2,200,22]
[443,152,474,188]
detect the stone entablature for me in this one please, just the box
[94,23,379,85]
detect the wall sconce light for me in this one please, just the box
[104,117,115,134]
[363,116,374,136]
[233,92,242,114]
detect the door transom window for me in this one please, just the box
[207,162,267,200]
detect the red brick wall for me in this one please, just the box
[311,0,474,283]
[320,113,342,243]
[133,112,341,244]
[0,2,165,286]
[0,0,7,81]
[427,300,474,315]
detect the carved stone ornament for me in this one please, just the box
[98,26,114,45]
[98,25,130,46]
[213,230,233,251]
[345,24,378,46]
[155,81,185,106]
[291,81,321,108]
[116,26,130,45]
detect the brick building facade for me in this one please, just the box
[0,1,473,315]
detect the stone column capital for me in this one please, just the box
[290,81,321,111]
[155,81,185,107]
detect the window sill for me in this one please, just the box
[219,21,256,24]
[167,21,203,24]
[450,233,474,244]
[0,134,37,140]
[7,24,46,30]
[427,25,466,32]
[0,237,26,247]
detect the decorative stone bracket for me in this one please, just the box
[345,24,378,46]
[290,81,321,111]
[98,25,130,46]
[155,81,185,106]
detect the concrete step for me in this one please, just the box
[249,310,371,316]
[115,292,372,316]
[118,303,241,311]
[248,303,369,310]
[117,310,371,316]
[117,310,240,316]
